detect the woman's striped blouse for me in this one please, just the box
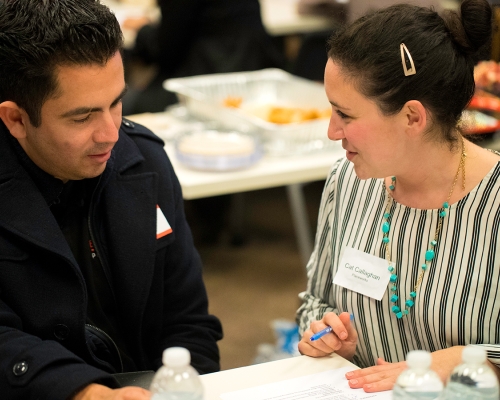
[297,157,500,368]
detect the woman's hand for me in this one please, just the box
[72,383,151,400]
[345,346,465,392]
[345,358,405,392]
[298,312,357,361]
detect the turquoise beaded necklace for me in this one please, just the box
[382,138,466,319]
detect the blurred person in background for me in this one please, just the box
[347,0,443,23]
[123,0,285,115]
[293,0,444,82]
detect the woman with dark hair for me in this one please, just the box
[296,0,500,392]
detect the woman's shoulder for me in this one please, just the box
[325,157,351,188]
[479,158,500,189]
[465,144,500,191]
[325,157,381,194]
[328,157,357,177]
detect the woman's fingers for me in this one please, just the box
[298,337,333,357]
[298,312,358,359]
[345,361,406,392]
[352,376,396,393]
[310,319,345,351]
[323,312,349,341]
[298,317,341,356]
[299,325,337,356]
[322,312,358,360]
[337,312,357,342]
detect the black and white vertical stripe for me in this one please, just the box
[297,158,500,368]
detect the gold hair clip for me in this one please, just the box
[400,43,416,76]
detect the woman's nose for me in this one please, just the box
[328,122,345,141]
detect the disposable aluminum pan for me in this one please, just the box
[164,69,333,156]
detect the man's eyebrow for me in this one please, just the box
[59,86,129,118]
[111,86,128,107]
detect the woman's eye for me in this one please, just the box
[74,114,91,124]
[336,110,350,120]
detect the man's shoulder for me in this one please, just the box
[119,118,164,147]
[112,117,172,175]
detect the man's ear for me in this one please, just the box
[0,101,29,139]
[401,100,427,137]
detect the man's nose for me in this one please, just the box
[94,113,119,144]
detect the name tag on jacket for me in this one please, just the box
[156,205,172,239]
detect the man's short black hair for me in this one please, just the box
[0,0,123,127]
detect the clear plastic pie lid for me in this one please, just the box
[174,128,262,171]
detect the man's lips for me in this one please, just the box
[88,149,112,162]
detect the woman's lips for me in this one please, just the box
[345,150,357,161]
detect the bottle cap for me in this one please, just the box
[406,350,432,369]
[462,345,487,364]
[162,347,191,367]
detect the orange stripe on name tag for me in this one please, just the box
[156,205,172,239]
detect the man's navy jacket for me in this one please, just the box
[0,119,222,400]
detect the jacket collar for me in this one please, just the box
[0,122,75,262]
[7,131,64,207]
[0,120,145,258]
[109,123,145,175]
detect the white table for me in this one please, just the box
[200,354,356,400]
[162,141,342,201]
[126,112,344,265]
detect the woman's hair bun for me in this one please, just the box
[442,0,491,57]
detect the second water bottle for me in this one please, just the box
[442,345,499,400]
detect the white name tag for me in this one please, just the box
[333,247,391,300]
[156,205,172,239]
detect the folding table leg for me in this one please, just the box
[286,183,313,266]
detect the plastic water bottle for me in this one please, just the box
[150,347,204,400]
[392,350,444,399]
[443,345,499,399]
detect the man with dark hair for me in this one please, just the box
[0,1,222,399]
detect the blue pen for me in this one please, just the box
[310,326,332,341]
[309,313,354,342]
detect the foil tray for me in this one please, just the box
[165,69,333,156]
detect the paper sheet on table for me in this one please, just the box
[219,367,392,400]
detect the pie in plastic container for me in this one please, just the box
[174,129,262,171]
